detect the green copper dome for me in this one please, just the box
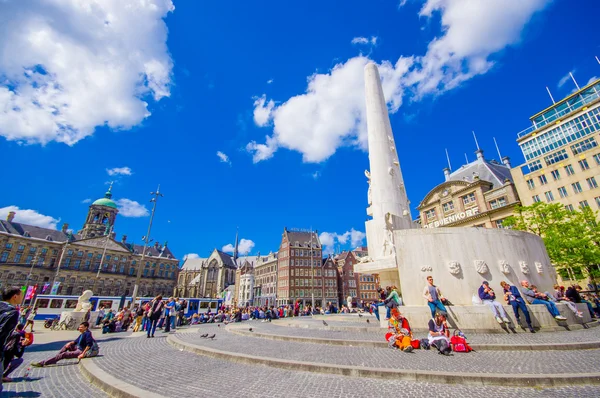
[92,184,117,208]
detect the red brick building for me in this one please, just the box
[334,251,360,307]
[276,228,338,307]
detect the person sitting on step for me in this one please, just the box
[478,281,511,324]
[553,285,583,318]
[500,281,535,333]
[520,280,566,321]
[386,309,413,353]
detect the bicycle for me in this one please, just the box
[52,315,76,331]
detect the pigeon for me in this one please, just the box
[358,313,363,318]
[366,319,370,324]
[207,334,216,339]
[249,328,253,332]
[200,334,208,338]
[218,324,221,327]
[322,320,328,326]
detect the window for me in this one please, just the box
[565,204,575,212]
[67,250,73,256]
[594,153,600,165]
[544,191,555,202]
[4,243,12,249]
[489,197,507,209]
[74,260,81,269]
[425,209,436,220]
[580,200,590,208]
[50,299,64,309]
[14,254,21,263]
[528,160,542,172]
[64,258,71,268]
[41,248,47,254]
[551,170,561,180]
[526,179,535,190]
[586,177,598,189]
[558,187,568,198]
[65,300,78,309]
[35,299,49,309]
[572,182,583,194]
[87,253,93,258]
[538,175,548,185]
[84,260,91,270]
[29,247,36,253]
[595,197,600,209]
[442,201,454,212]
[565,164,575,175]
[571,137,597,155]
[578,159,590,171]
[544,149,569,166]
[0,252,8,263]
[462,193,476,205]
[17,245,24,251]
[77,251,83,257]
[532,195,541,203]
[25,255,32,264]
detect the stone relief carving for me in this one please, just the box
[358,256,373,264]
[448,261,461,275]
[421,266,433,272]
[498,260,511,275]
[364,170,372,205]
[519,261,530,275]
[535,262,544,274]
[474,260,489,274]
[381,212,396,258]
[388,166,395,176]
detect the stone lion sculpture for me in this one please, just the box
[75,290,94,312]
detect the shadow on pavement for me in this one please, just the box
[1,391,41,397]
[27,336,125,353]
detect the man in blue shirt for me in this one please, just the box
[478,281,510,324]
[31,322,96,367]
[520,280,566,321]
[500,281,535,333]
[163,297,176,333]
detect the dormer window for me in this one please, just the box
[23,231,31,237]
[45,235,53,241]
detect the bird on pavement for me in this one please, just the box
[366,319,370,324]
[358,313,363,318]
[208,334,216,339]
[249,328,253,332]
[200,334,208,338]
[322,320,328,326]
[218,324,221,327]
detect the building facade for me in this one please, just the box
[510,78,600,213]
[235,256,257,306]
[418,149,521,229]
[276,228,338,307]
[358,273,380,303]
[253,252,278,307]
[0,188,178,298]
[174,249,237,298]
[334,251,360,306]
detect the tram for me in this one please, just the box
[32,294,223,321]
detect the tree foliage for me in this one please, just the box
[504,202,600,278]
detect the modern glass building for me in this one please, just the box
[511,78,600,211]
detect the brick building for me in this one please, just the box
[253,252,278,307]
[276,228,338,307]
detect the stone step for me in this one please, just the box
[168,327,600,387]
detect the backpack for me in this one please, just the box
[450,330,473,353]
[85,339,100,358]
[419,338,430,350]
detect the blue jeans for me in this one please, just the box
[509,299,532,326]
[532,298,560,317]
[582,300,595,317]
[371,303,385,321]
[427,300,447,318]
[147,318,159,337]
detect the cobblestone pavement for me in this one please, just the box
[176,326,600,374]
[233,318,600,345]
[1,337,108,398]
[91,327,600,398]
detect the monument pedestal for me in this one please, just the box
[60,311,99,330]
[380,303,593,333]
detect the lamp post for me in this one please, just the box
[53,237,71,285]
[310,229,315,312]
[131,185,163,301]
[92,225,113,294]
[22,252,41,305]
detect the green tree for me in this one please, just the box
[504,202,600,284]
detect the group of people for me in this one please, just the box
[0,287,100,393]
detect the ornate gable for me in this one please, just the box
[418,180,471,208]
[72,237,130,253]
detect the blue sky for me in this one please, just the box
[1,0,599,260]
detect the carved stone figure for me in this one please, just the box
[388,166,395,176]
[74,290,94,312]
[519,261,530,275]
[358,256,373,264]
[421,265,433,272]
[381,212,396,258]
[365,170,372,205]
[498,260,511,275]
[474,260,489,274]
[535,262,544,274]
[448,261,461,275]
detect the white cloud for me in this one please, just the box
[351,36,378,45]
[81,198,92,204]
[248,0,550,163]
[0,0,175,145]
[0,205,59,229]
[115,199,149,218]
[312,171,321,180]
[222,238,256,255]
[183,253,200,261]
[267,79,274,84]
[557,71,574,88]
[253,95,275,127]
[216,151,231,165]
[106,167,133,176]
[586,76,599,86]
[319,229,366,254]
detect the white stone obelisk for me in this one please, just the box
[357,63,413,289]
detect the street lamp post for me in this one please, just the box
[310,229,314,312]
[22,252,41,305]
[53,238,70,286]
[92,225,113,294]
[131,185,163,301]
